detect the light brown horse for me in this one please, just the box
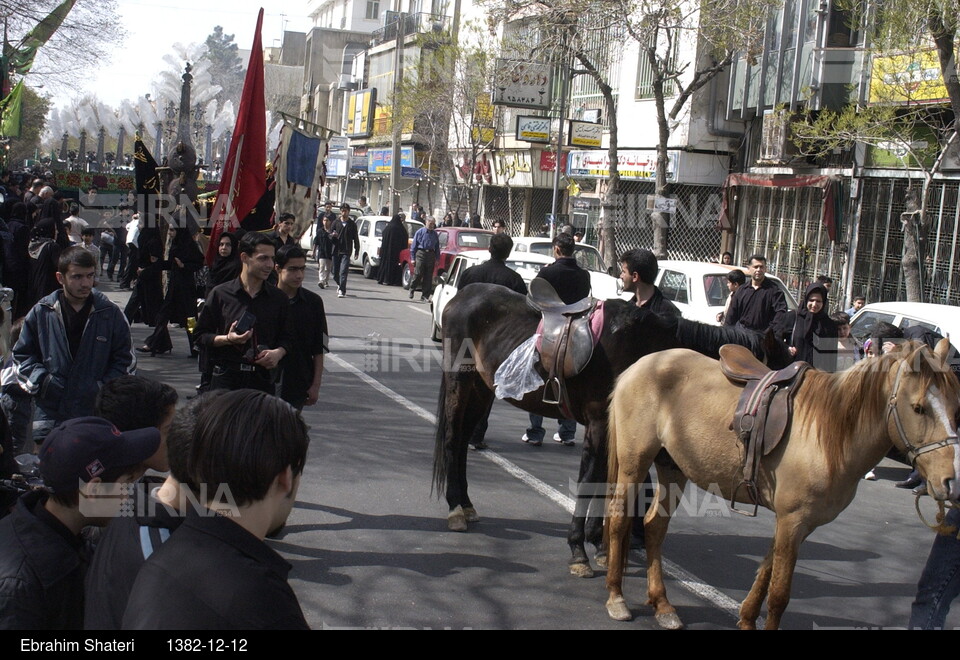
[604,340,960,630]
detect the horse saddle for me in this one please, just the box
[528,277,598,413]
[719,344,810,516]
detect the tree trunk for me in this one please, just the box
[650,48,671,259]
[900,186,924,302]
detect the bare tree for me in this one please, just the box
[1,0,123,89]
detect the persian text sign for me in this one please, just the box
[568,120,602,148]
[567,149,679,182]
[516,116,551,143]
[869,51,948,104]
[493,59,553,110]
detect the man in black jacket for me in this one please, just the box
[523,233,589,447]
[458,234,526,450]
[459,234,527,295]
[0,417,162,630]
[331,203,360,299]
[122,390,311,630]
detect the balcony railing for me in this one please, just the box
[371,12,451,46]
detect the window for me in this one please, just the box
[375,220,387,237]
[659,270,689,305]
[636,48,677,100]
[365,0,380,20]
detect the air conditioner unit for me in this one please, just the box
[758,109,799,165]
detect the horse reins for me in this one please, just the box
[886,360,959,466]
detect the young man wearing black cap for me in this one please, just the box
[0,417,162,629]
[122,390,311,630]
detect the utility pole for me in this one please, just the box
[390,5,406,215]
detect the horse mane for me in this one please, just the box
[797,342,960,477]
[675,318,766,360]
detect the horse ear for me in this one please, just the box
[934,337,952,366]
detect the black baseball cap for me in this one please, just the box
[39,417,161,493]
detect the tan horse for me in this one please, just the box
[604,340,960,630]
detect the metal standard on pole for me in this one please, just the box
[549,35,572,239]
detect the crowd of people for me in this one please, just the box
[0,169,959,629]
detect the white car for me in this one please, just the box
[356,215,424,279]
[429,252,555,341]
[850,302,960,344]
[510,237,624,301]
[654,260,798,325]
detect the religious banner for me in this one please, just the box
[274,121,328,239]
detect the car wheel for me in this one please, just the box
[362,256,377,279]
[401,264,412,289]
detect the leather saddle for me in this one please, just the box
[719,344,810,516]
[527,278,597,415]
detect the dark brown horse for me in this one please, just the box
[432,283,791,577]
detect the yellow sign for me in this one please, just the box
[346,89,377,137]
[870,51,948,104]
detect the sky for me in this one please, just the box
[47,0,314,109]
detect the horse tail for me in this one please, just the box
[431,369,449,499]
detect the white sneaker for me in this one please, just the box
[864,470,877,481]
[554,432,575,446]
[338,291,345,298]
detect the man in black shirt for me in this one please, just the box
[194,232,293,394]
[85,390,223,630]
[459,233,527,295]
[723,253,787,333]
[618,248,680,317]
[122,390,311,630]
[275,245,328,410]
[0,417,162,629]
[331,203,360,298]
[523,233,589,447]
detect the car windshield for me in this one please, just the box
[527,243,606,272]
[850,311,897,341]
[457,232,492,249]
[703,274,730,307]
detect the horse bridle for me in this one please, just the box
[887,359,959,466]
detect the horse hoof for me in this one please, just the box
[569,562,594,579]
[655,612,684,630]
[462,506,479,523]
[606,597,633,621]
[594,554,608,569]
[447,507,468,532]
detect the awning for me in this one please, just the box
[718,173,839,241]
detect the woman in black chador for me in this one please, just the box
[377,214,409,286]
[773,281,838,372]
[138,228,204,356]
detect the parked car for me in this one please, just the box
[429,252,556,341]
[850,301,960,344]
[355,215,424,279]
[654,260,798,325]
[399,227,494,290]
[510,237,623,300]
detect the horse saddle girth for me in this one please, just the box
[719,344,810,515]
[528,278,598,411]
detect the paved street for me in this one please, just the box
[103,264,958,631]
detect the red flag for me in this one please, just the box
[206,8,267,265]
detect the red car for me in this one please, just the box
[399,227,493,290]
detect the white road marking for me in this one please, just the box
[330,351,743,622]
[406,304,432,316]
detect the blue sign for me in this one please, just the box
[367,147,415,174]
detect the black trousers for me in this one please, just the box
[210,365,276,395]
